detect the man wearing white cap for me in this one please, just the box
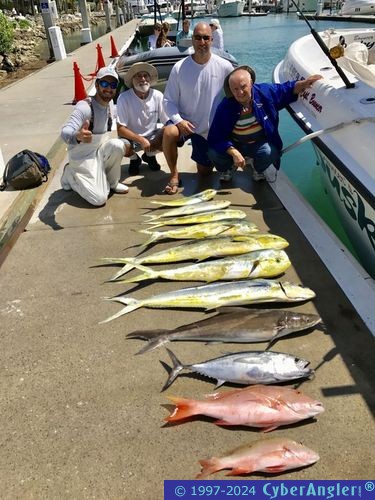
[209,19,224,51]
[61,66,129,206]
[117,62,168,176]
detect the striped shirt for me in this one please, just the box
[231,108,265,144]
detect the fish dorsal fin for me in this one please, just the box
[215,306,251,314]
[214,379,226,389]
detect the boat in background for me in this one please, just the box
[340,0,375,15]
[116,45,238,89]
[137,12,178,37]
[281,0,319,12]
[217,0,246,17]
[273,27,375,277]
[251,0,283,12]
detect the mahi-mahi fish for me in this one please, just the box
[139,220,259,248]
[144,209,247,228]
[103,234,289,281]
[126,308,322,354]
[150,189,217,207]
[161,348,314,391]
[144,200,231,220]
[117,250,291,284]
[100,279,316,323]
[196,438,320,478]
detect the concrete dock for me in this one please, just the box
[0,20,374,499]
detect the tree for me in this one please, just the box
[0,12,15,54]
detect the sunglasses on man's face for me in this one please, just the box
[98,80,117,90]
[193,35,211,41]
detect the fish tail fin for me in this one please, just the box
[118,263,159,284]
[138,229,160,248]
[161,348,185,392]
[99,296,140,323]
[109,260,137,281]
[125,330,169,355]
[164,396,199,422]
[196,458,223,479]
[145,222,163,229]
[100,257,130,264]
[143,213,159,221]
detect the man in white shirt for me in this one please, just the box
[162,22,233,194]
[61,66,129,206]
[117,62,168,175]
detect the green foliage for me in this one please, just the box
[0,12,14,54]
[13,18,32,29]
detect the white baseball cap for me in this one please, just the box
[96,66,119,81]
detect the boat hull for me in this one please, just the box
[116,45,238,89]
[217,0,245,17]
[273,28,375,277]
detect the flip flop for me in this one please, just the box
[163,179,182,195]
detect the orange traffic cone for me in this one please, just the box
[96,43,106,73]
[110,35,119,58]
[72,62,87,104]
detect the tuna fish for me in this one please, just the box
[196,438,320,478]
[103,234,289,281]
[145,200,231,220]
[139,220,259,248]
[119,250,291,284]
[126,309,322,355]
[101,279,316,323]
[145,209,247,229]
[165,384,324,431]
[161,348,314,390]
[150,189,217,207]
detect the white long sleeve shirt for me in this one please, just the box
[163,54,233,137]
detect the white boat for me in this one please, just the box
[282,0,318,12]
[217,0,245,17]
[273,27,375,278]
[116,45,238,87]
[126,0,150,15]
[340,0,375,15]
[138,13,178,36]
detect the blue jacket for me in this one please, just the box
[207,81,298,168]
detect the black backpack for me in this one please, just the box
[0,149,51,191]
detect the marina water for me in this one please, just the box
[219,13,374,261]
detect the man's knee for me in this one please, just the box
[208,148,232,172]
[197,164,213,176]
[108,138,127,156]
[117,137,132,156]
[90,195,107,207]
[163,124,180,143]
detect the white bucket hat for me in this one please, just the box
[124,62,158,89]
[209,19,221,28]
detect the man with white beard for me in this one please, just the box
[117,62,168,176]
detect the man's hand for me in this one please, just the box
[76,120,92,143]
[176,120,195,137]
[227,147,245,169]
[138,136,151,152]
[294,75,323,94]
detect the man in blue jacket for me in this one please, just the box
[207,66,322,181]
